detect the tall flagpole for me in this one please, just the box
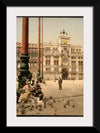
[38,17,40,70]
[36,17,42,82]
[41,17,43,79]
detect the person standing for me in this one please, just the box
[58,77,62,90]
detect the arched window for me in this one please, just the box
[31,62,33,67]
[54,60,59,65]
[17,52,20,57]
[34,61,37,67]
[57,60,59,65]
[33,52,36,58]
[31,52,34,58]
[46,60,50,65]
[35,52,38,58]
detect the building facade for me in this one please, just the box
[17,31,83,80]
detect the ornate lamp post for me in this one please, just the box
[18,17,32,92]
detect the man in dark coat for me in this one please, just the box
[58,77,62,90]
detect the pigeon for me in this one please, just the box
[47,102,49,105]
[21,104,24,108]
[67,100,70,103]
[35,105,39,109]
[54,108,57,115]
[64,105,66,108]
[49,96,53,99]
[51,105,54,108]
[54,108,57,112]
[38,105,42,108]
[57,100,60,102]
[24,104,29,108]
[66,100,70,105]
[32,105,34,108]
[29,107,33,110]
[34,99,37,104]
[49,103,53,106]
[36,111,39,115]
[39,108,42,111]
[72,105,75,108]
[44,103,46,108]
[21,108,26,114]
[70,99,73,101]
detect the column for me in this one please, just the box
[68,56,71,80]
[21,18,28,54]
[36,17,42,82]
[43,55,45,71]
[76,57,79,80]
[59,56,61,75]
[51,55,54,71]
[38,17,40,70]
[18,17,32,91]
[41,17,43,79]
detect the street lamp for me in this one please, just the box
[17,17,32,92]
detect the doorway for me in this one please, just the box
[62,68,69,80]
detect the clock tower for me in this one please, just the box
[57,30,71,79]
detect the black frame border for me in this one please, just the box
[0,0,99,131]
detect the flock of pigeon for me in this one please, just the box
[17,95,77,116]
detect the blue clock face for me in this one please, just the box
[62,56,69,65]
[63,58,67,63]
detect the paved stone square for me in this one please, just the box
[17,80,83,116]
[40,80,83,98]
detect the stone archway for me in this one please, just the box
[62,68,69,80]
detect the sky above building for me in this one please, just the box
[16,17,83,46]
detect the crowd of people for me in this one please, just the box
[17,79,44,103]
[17,77,63,103]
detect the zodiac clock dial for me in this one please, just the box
[62,56,69,65]
[63,58,67,63]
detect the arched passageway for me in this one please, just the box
[62,68,69,80]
